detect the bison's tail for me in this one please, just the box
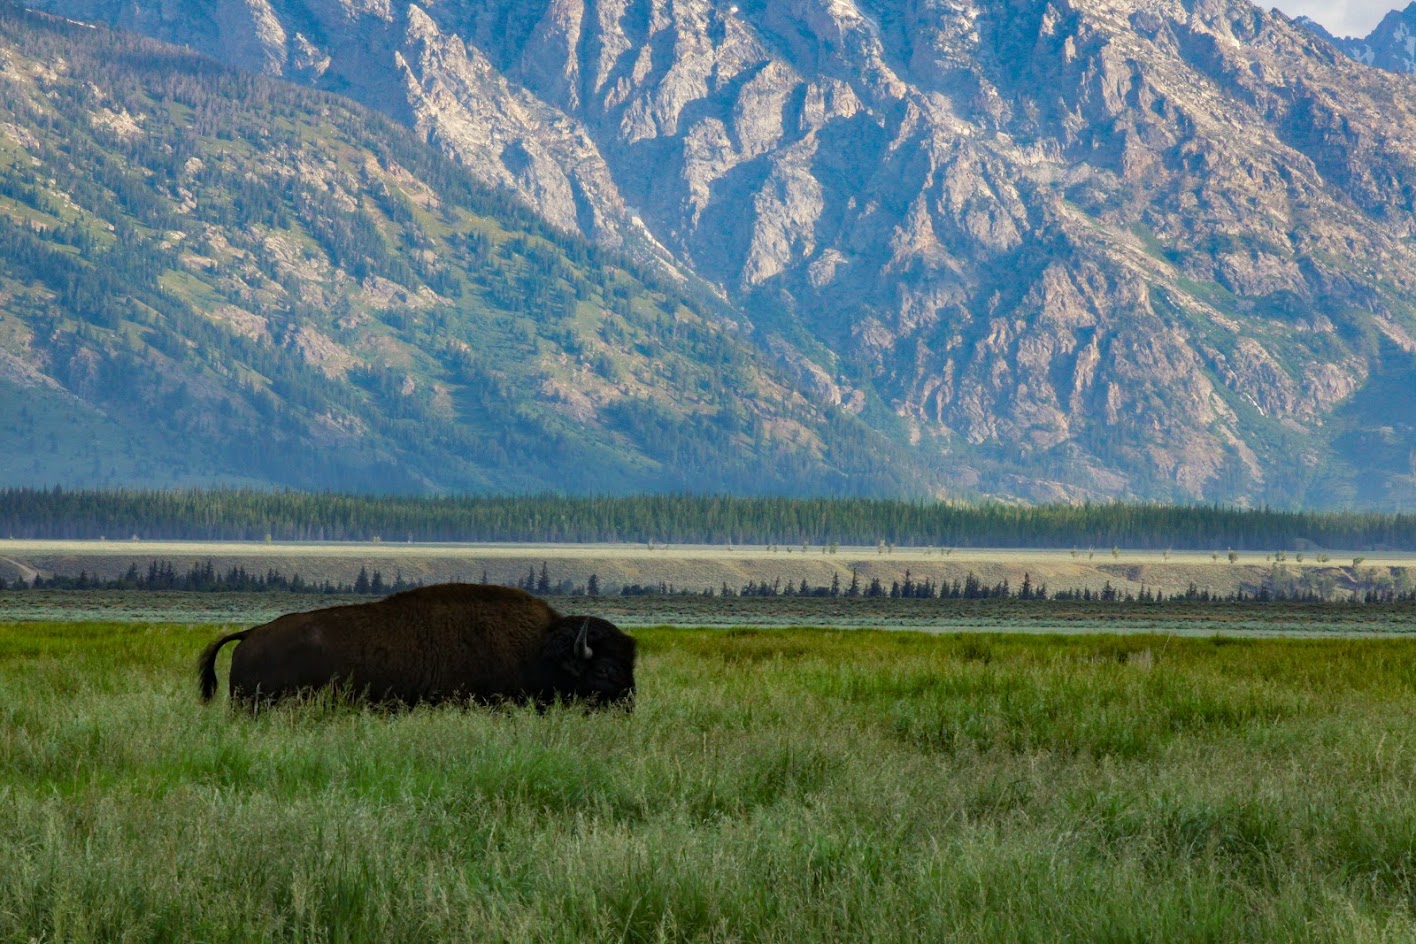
[198,630,252,703]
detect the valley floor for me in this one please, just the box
[3,621,1416,942]
[2,590,1415,637]
[1,539,1411,603]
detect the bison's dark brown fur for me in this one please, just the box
[197,583,636,708]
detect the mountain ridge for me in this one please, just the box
[1296,3,1416,73]
[0,5,919,495]
[16,0,1416,506]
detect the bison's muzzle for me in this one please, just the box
[197,584,636,709]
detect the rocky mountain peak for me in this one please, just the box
[1296,2,1416,73]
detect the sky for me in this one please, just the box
[1269,1,1404,37]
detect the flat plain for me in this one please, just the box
[4,590,1416,637]
[4,615,1416,942]
[2,539,1412,600]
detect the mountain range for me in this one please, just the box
[10,0,1416,506]
[0,6,915,493]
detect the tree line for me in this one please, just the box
[4,558,1413,605]
[3,488,1416,550]
[1,561,419,596]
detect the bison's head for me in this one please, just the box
[538,616,637,708]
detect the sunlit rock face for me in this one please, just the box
[29,0,1416,505]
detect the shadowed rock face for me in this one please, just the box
[25,0,1416,505]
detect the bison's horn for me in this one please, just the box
[576,619,594,660]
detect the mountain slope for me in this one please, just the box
[22,0,1416,506]
[0,6,917,494]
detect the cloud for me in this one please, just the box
[1269,1,1400,38]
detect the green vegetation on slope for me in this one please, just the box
[4,622,1416,941]
[0,6,916,495]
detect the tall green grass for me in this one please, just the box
[3,622,1416,941]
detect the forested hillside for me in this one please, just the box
[0,8,916,495]
[5,488,1414,550]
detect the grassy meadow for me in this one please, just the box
[4,621,1416,941]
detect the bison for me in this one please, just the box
[197,583,636,709]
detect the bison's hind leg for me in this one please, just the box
[229,682,283,714]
